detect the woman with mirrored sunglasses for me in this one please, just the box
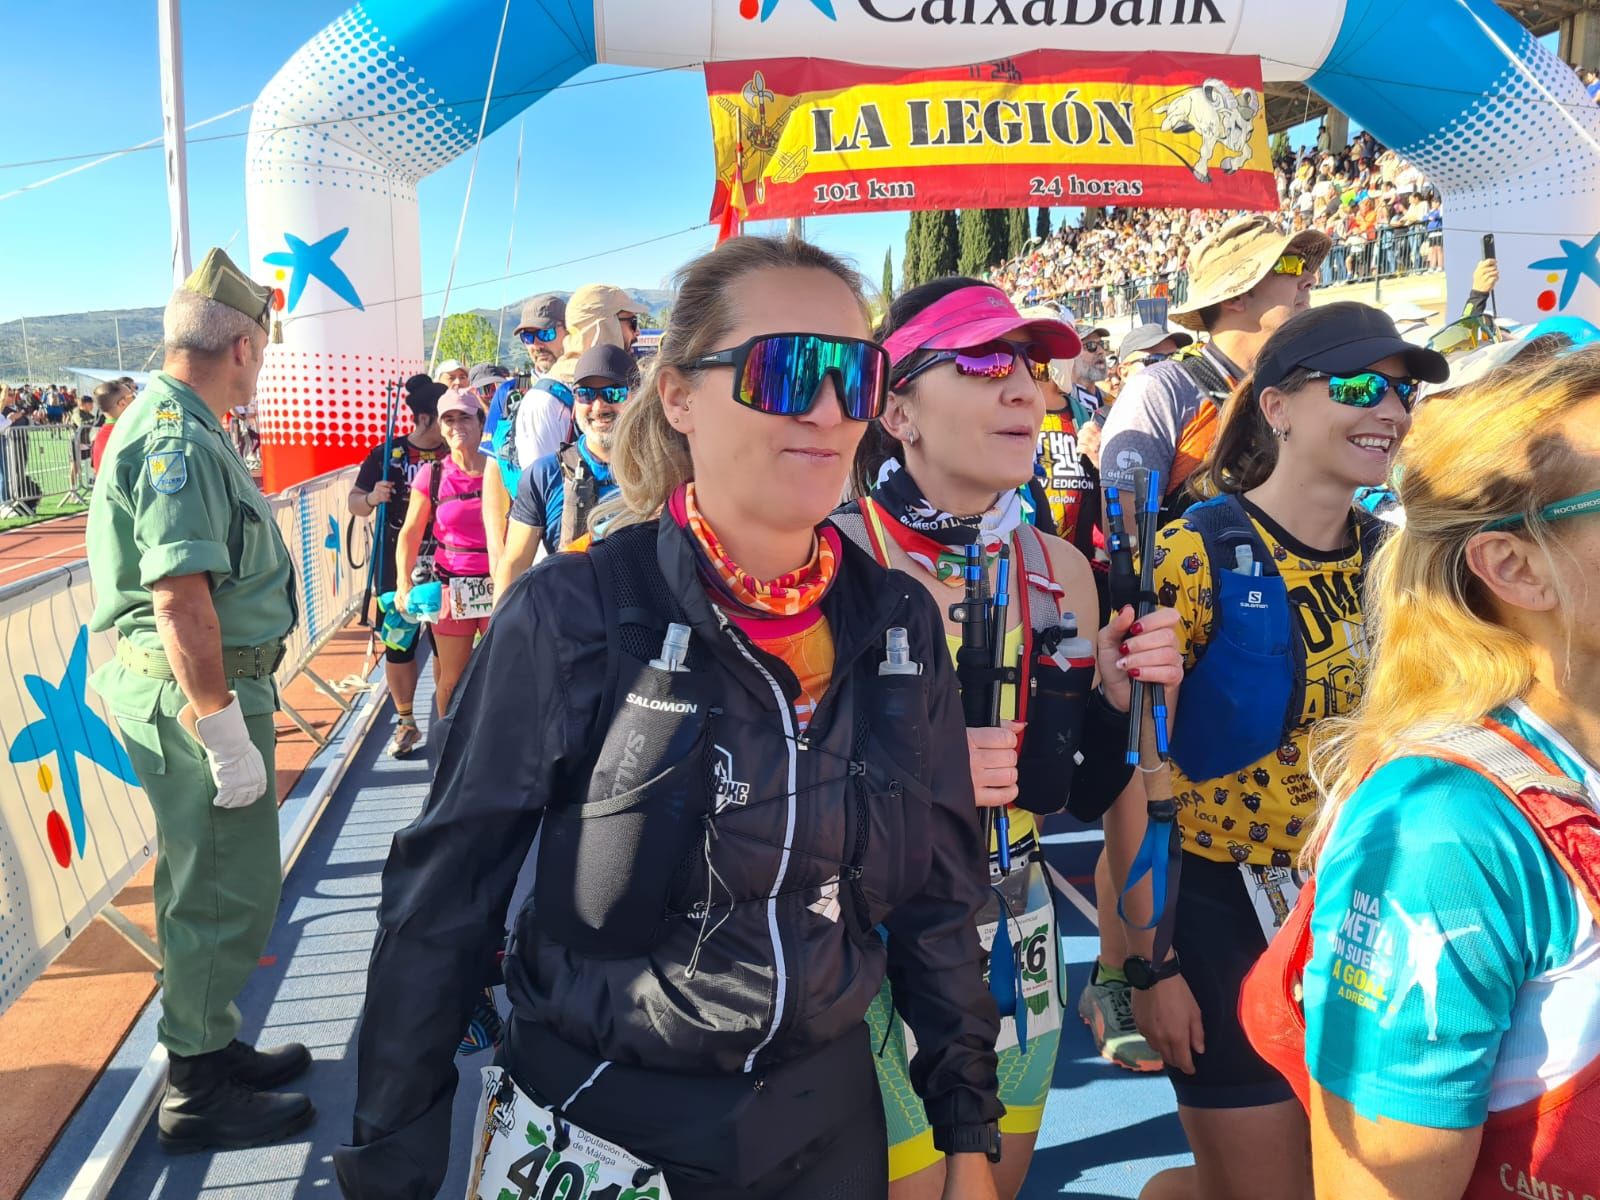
[1104,301,1448,1200]
[339,238,1005,1200]
[834,278,1185,1200]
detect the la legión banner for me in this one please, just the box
[706,50,1276,223]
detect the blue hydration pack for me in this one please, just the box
[1166,494,1384,783]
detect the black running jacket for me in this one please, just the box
[336,512,1001,1197]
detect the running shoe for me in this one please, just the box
[388,718,422,759]
[1078,962,1163,1072]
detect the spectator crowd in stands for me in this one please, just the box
[988,128,1442,320]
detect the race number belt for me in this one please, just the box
[468,1066,669,1200]
[446,575,495,620]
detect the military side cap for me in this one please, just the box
[184,247,272,332]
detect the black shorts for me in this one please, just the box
[1165,852,1296,1109]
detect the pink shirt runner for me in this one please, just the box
[413,459,489,577]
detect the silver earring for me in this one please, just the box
[1272,425,1290,442]
[902,428,919,445]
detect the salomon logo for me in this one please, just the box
[626,693,699,714]
[1242,590,1268,610]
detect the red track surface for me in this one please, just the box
[0,515,88,591]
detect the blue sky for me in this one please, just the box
[0,0,913,322]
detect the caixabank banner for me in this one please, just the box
[706,50,1277,224]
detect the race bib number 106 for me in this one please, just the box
[448,575,495,620]
[469,1067,668,1200]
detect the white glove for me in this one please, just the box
[181,695,268,810]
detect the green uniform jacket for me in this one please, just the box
[86,372,297,726]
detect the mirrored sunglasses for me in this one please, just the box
[574,384,631,406]
[892,340,1048,390]
[518,327,561,345]
[1304,369,1419,412]
[1273,253,1310,277]
[691,332,889,421]
[1428,315,1498,356]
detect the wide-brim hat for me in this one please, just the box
[1171,215,1332,331]
[1119,324,1194,358]
[884,285,1081,369]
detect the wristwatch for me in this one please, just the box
[1123,953,1183,991]
[943,1122,1003,1163]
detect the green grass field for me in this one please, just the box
[0,429,92,531]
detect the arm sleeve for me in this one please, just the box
[1100,368,1182,493]
[882,592,1004,1145]
[1303,759,1572,1130]
[130,438,232,587]
[335,567,581,1199]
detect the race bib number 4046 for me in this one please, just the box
[468,1067,669,1200]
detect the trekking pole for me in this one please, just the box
[1125,469,1164,765]
[989,546,1013,876]
[360,378,400,630]
[950,543,995,854]
[1105,485,1138,615]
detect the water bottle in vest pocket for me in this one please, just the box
[1168,568,1295,782]
[535,657,714,958]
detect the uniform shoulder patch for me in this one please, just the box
[145,450,188,494]
[152,399,184,432]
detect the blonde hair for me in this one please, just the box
[602,235,869,532]
[1306,347,1600,862]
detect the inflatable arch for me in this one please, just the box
[248,0,1600,490]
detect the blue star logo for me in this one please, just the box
[7,627,140,858]
[263,227,365,313]
[758,0,836,18]
[324,516,342,591]
[1529,232,1600,311]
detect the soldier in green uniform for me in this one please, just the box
[88,248,314,1152]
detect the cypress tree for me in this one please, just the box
[881,247,895,304]
[958,209,991,278]
[926,209,960,279]
[901,212,922,290]
[1036,206,1052,240]
[1006,206,1030,259]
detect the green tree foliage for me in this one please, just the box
[925,210,960,280]
[902,213,923,291]
[1270,130,1289,163]
[1006,207,1030,260]
[882,247,895,305]
[1036,207,1052,241]
[958,209,999,278]
[436,312,499,367]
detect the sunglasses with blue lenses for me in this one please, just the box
[1304,370,1420,412]
[691,332,889,422]
[574,384,631,405]
[518,326,560,345]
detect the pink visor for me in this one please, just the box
[883,286,1081,368]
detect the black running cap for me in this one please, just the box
[1254,301,1450,397]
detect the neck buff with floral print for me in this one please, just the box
[869,462,1022,587]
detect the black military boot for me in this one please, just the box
[158,1048,315,1153]
[216,1039,312,1090]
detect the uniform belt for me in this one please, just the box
[116,638,286,681]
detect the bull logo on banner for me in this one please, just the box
[1152,79,1262,183]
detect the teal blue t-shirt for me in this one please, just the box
[1305,703,1600,1129]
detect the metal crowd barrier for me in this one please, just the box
[0,423,95,518]
[0,463,373,1019]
